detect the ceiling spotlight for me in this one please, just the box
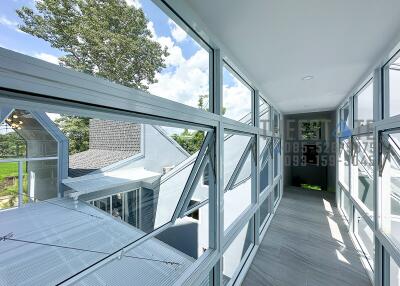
[302,75,314,81]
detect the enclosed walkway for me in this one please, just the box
[243,187,372,286]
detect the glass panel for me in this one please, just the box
[223,133,251,190]
[340,104,350,130]
[259,96,270,131]
[273,139,281,178]
[387,56,400,117]
[274,183,280,205]
[222,64,252,123]
[222,221,253,285]
[273,111,279,133]
[355,209,375,269]
[0,109,57,159]
[0,103,209,284]
[354,80,374,127]
[339,138,350,188]
[0,0,210,110]
[156,202,209,260]
[224,150,253,231]
[185,156,211,213]
[391,257,400,286]
[340,189,351,222]
[353,134,374,215]
[381,131,400,250]
[259,135,271,194]
[259,195,272,231]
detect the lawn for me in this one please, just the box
[0,162,21,181]
[0,162,28,208]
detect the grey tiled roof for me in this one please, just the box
[69,149,137,177]
[68,119,141,177]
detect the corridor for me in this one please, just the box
[243,188,372,286]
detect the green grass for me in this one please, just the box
[0,162,28,208]
[0,162,20,181]
[301,184,322,191]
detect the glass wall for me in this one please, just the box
[0,0,211,110]
[354,80,374,128]
[380,131,400,249]
[340,188,351,222]
[339,138,350,189]
[386,55,400,117]
[391,257,400,286]
[222,64,253,123]
[352,134,374,215]
[222,222,253,285]
[0,1,284,285]
[355,209,375,270]
[337,45,400,286]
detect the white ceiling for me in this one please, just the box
[184,0,400,114]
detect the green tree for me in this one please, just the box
[16,0,168,90]
[0,132,26,158]
[54,116,90,154]
[16,0,170,154]
[171,95,209,154]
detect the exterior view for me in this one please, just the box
[1,1,400,286]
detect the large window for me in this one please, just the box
[385,54,400,117]
[340,189,351,222]
[0,102,213,284]
[391,257,400,286]
[353,134,374,215]
[223,64,253,123]
[273,138,281,179]
[223,132,254,231]
[355,209,375,270]
[259,194,272,232]
[354,80,374,127]
[339,138,350,189]
[222,221,253,285]
[340,104,350,130]
[259,135,272,193]
[259,96,270,131]
[0,0,210,110]
[380,130,400,249]
[0,1,285,284]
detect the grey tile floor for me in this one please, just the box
[242,187,372,286]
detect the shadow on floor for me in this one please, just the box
[242,187,372,286]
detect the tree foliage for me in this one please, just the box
[0,132,26,158]
[54,116,90,154]
[17,0,168,90]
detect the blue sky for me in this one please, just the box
[0,0,250,119]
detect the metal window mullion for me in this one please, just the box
[374,68,383,286]
[254,90,261,245]
[211,48,223,286]
[225,138,253,191]
[174,131,214,220]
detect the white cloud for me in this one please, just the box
[0,15,18,29]
[125,0,141,9]
[147,21,156,38]
[34,53,59,65]
[168,19,187,43]
[148,48,209,108]
[156,36,185,67]
[223,77,252,121]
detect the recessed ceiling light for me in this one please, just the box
[302,75,314,81]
